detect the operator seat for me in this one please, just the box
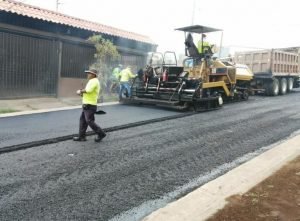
[185,33,203,59]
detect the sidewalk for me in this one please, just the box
[0,96,118,117]
[0,97,82,112]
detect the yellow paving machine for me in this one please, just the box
[123,25,253,111]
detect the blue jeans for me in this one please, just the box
[119,82,131,100]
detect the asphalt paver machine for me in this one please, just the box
[123,25,253,111]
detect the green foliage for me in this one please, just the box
[88,35,120,63]
[88,35,120,94]
[0,108,18,114]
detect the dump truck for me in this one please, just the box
[235,49,300,96]
[122,25,253,111]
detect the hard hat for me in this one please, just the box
[84,69,98,76]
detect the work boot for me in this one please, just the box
[73,136,87,141]
[94,133,106,142]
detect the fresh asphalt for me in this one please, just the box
[0,91,300,220]
[0,104,182,149]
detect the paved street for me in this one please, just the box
[0,104,181,149]
[0,92,300,220]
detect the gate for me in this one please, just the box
[0,31,58,99]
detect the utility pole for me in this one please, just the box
[219,31,223,58]
[56,0,61,12]
[191,0,196,25]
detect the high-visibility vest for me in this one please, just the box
[197,41,211,53]
[118,68,136,82]
[112,67,121,77]
[82,78,100,105]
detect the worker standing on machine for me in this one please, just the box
[73,69,106,142]
[118,66,136,101]
[197,34,213,55]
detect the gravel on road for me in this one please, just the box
[0,92,300,220]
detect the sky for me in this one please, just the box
[14,0,300,55]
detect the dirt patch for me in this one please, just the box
[207,156,300,221]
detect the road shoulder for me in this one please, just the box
[143,133,300,221]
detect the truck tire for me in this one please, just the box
[266,78,279,96]
[287,78,294,92]
[279,78,287,95]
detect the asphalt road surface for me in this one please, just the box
[1,92,300,221]
[0,104,182,149]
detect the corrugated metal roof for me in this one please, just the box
[0,0,155,44]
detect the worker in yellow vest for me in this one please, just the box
[197,34,213,55]
[118,66,136,101]
[110,64,122,94]
[73,69,106,142]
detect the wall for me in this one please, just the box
[57,77,87,97]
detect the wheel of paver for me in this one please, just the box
[287,78,294,92]
[279,78,287,95]
[241,91,249,100]
[267,78,279,96]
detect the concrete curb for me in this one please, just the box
[0,101,119,118]
[142,134,300,221]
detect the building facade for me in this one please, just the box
[0,0,157,98]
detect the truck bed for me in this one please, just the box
[234,49,300,78]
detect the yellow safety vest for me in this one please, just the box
[118,68,136,82]
[197,41,211,53]
[82,78,100,105]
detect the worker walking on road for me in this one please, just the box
[118,66,136,101]
[73,69,106,142]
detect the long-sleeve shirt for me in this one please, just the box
[118,68,136,82]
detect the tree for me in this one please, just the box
[88,35,120,95]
